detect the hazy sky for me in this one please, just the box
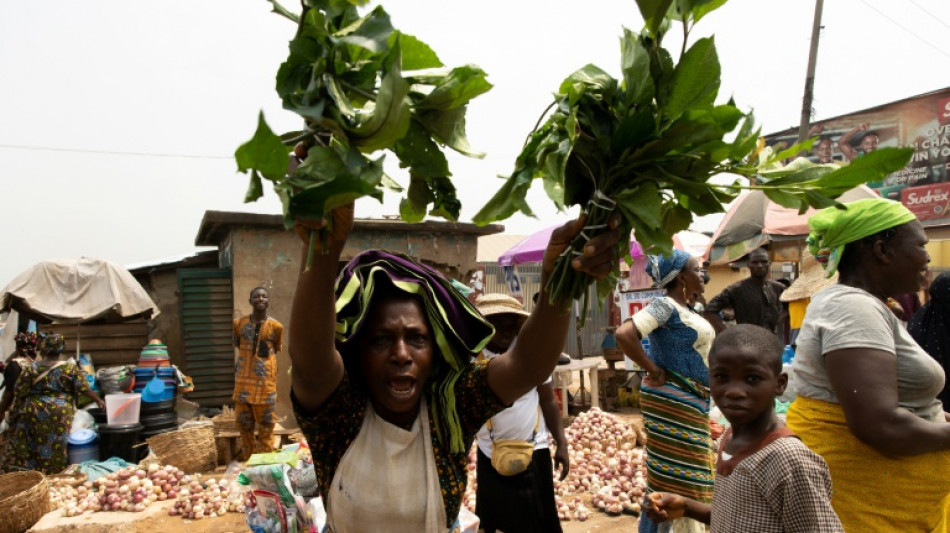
[2,0,949,286]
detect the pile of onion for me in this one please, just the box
[462,407,647,522]
[167,475,245,520]
[49,463,187,517]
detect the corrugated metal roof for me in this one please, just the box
[477,234,527,263]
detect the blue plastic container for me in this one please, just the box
[67,429,99,465]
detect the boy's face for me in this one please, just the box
[250,289,269,312]
[485,313,525,353]
[709,346,787,427]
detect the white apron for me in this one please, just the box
[326,397,447,532]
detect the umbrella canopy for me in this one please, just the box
[0,257,159,324]
[706,185,880,264]
[498,225,710,266]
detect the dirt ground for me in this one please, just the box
[30,406,646,532]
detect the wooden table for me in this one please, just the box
[214,425,301,464]
[552,356,604,418]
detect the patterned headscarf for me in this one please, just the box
[645,250,692,288]
[14,332,38,358]
[38,333,66,356]
[334,250,495,453]
[807,198,916,278]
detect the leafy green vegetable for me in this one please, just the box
[236,0,492,266]
[473,0,912,319]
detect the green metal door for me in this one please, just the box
[177,268,234,406]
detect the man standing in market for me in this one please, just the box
[704,248,786,336]
[474,293,568,533]
[233,286,284,459]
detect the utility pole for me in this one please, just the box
[797,0,825,144]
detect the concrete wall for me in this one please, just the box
[141,268,187,368]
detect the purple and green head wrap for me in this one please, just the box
[333,250,495,453]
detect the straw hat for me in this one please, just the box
[781,251,839,302]
[475,293,530,318]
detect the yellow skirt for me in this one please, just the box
[788,396,950,532]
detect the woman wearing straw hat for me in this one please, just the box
[616,250,714,533]
[787,198,950,531]
[1,334,105,474]
[473,293,568,533]
[779,252,838,348]
[288,204,621,533]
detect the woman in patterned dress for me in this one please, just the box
[1,334,105,474]
[616,250,714,533]
[288,204,622,533]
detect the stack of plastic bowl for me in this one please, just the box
[132,342,178,440]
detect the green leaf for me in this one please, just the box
[620,29,654,108]
[764,138,816,167]
[428,176,461,220]
[615,182,663,229]
[399,173,433,222]
[244,172,265,203]
[416,65,493,111]
[542,138,573,208]
[662,203,693,234]
[472,170,537,224]
[612,111,656,157]
[345,44,412,152]
[235,112,290,182]
[393,121,450,177]
[815,147,913,189]
[558,65,617,102]
[332,5,393,53]
[416,105,484,158]
[636,0,675,37]
[666,37,720,121]
[762,188,805,210]
[394,32,443,70]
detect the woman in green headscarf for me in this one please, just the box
[786,198,950,532]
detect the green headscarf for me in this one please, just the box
[807,198,917,278]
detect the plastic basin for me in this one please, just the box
[105,393,141,425]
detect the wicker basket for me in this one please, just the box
[212,404,238,434]
[146,425,217,474]
[0,470,50,533]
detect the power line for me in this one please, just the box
[907,0,950,31]
[0,144,232,159]
[858,0,950,61]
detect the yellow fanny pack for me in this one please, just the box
[487,406,540,476]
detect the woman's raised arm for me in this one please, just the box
[488,214,621,405]
[289,203,354,412]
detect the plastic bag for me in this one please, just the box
[70,409,96,433]
[247,451,299,468]
[458,507,480,533]
[239,464,296,506]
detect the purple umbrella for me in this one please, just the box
[497,225,709,266]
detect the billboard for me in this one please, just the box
[764,87,950,224]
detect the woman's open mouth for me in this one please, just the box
[388,376,417,398]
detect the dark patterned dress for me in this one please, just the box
[1,361,91,474]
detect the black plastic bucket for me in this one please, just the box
[98,423,144,463]
[87,407,107,425]
[140,412,178,432]
[139,398,176,415]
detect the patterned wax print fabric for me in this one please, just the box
[232,316,284,405]
[1,361,91,474]
[633,297,714,384]
[710,428,843,533]
[292,357,508,530]
[234,401,276,456]
[632,296,715,533]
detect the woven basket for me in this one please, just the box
[0,470,50,533]
[212,413,238,434]
[146,425,217,474]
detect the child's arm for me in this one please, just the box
[644,492,711,525]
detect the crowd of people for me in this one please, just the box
[1,195,949,532]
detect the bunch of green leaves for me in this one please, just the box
[235,0,492,263]
[472,0,911,317]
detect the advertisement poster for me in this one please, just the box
[618,289,665,323]
[764,87,950,224]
